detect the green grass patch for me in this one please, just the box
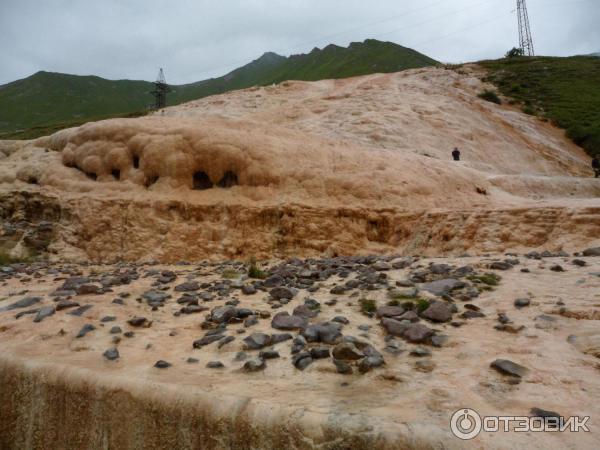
[467,273,501,287]
[221,269,241,279]
[478,90,502,105]
[0,251,34,265]
[387,293,418,301]
[479,56,600,157]
[416,299,430,313]
[247,257,267,279]
[359,298,377,315]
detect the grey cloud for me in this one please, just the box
[0,0,598,85]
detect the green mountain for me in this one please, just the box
[0,39,437,139]
[480,56,600,157]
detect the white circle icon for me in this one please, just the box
[450,408,482,440]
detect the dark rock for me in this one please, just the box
[76,324,96,338]
[270,287,295,300]
[100,316,116,323]
[271,312,308,330]
[391,257,413,269]
[490,262,512,271]
[550,265,565,272]
[381,318,410,337]
[157,271,176,283]
[244,315,259,327]
[376,305,405,319]
[373,261,391,271]
[291,335,306,354]
[491,359,529,378]
[415,359,436,373]
[332,316,349,325]
[243,358,266,372]
[174,281,200,292]
[55,300,79,311]
[234,351,248,361]
[302,322,342,344]
[329,285,347,295]
[333,359,353,374]
[421,279,461,296]
[181,305,207,314]
[431,334,448,347]
[497,313,510,324]
[218,336,235,349]
[127,316,148,327]
[154,360,172,369]
[76,284,101,295]
[530,408,561,421]
[187,357,199,364]
[241,284,257,295]
[110,326,122,334]
[103,348,119,361]
[293,304,318,319]
[259,350,280,359]
[243,333,272,350]
[1,296,42,312]
[460,310,486,319]
[263,274,284,288]
[292,352,313,370]
[142,290,170,305]
[193,334,223,348]
[582,247,600,257]
[33,306,55,323]
[402,323,435,343]
[211,306,237,323]
[410,347,432,357]
[206,361,225,369]
[310,346,330,359]
[235,308,254,319]
[572,259,586,267]
[398,311,419,322]
[270,333,293,344]
[514,298,531,308]
[332,342,363,360]
[495,324,525,333]
[421,302,453,323]
[358,355,385,373]
[124,331,134,338]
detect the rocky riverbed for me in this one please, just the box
[1,249,599,449]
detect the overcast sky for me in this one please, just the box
[0,0,598,85]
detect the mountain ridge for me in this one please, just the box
[0,39,438,138]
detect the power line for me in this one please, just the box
[184,0,500,81]
[411,12,511,50]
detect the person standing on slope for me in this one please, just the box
[592,155,600,178]
[452,148,461,161]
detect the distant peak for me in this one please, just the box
[323,44,343,51]
[256,52,284,62]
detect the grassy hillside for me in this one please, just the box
[0,39,437,139]
[480,56,600,157]
[0,72,153,135]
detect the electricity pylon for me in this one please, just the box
[151,68,171,109]
[517,0,535,56]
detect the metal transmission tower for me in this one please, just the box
[151,68,171,109]
[516,0,535,56]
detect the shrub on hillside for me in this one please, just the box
[478,90,502,105]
